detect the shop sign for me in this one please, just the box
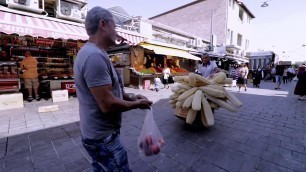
[0,93,24,111]
[0,24,33,35]
[52,90,69,103]
[61,82,75,89]
[36,39,54,47]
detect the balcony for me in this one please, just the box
[226,45,241,51]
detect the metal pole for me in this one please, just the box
[210,9,214,51]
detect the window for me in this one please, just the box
[237,34,242,46]
[239,8,244,22]
[245,39,249,50]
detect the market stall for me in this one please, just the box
[127,43,201,89]
[0,33,85,98]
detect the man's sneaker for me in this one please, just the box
[27,96,34,102]
[36,95,41,101]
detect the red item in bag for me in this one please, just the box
[138,108,165,156]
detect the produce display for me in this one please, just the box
[169,72,242,127]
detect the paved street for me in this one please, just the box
[0,80,305,172]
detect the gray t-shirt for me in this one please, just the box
[199,61,218,77]
[74,42,123,139]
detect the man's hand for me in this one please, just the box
[136,99,153,109]
[135,94,149,100]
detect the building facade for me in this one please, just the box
[150,0,255,61]
[247,51,277,71]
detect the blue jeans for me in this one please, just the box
[275,75,282,84]
[82,131,132,172]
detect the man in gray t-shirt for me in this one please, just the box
[199,53,220,78]
[74,7,152,172]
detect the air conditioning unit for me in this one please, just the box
[6,0,44,14]
[55,0,87,23]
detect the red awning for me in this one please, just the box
[0,10,147,44]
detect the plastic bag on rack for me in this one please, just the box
[138,108,165,156]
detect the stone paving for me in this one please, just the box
[0,80,305,172]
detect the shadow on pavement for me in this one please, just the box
[1,82,306,172]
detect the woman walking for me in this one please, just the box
[237,63,249,92]
[294,64,306,101]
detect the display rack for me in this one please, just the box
[0,61,20,93]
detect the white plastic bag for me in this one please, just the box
[138,108,165,156]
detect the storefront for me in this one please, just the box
[0,10,147,100]
[124,41,201,89]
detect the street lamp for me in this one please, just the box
[261,0,272,8]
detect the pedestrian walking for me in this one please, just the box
[21,51,40,102]
[283,67,288,84]
[294,64,306,101]
[74,7,153,172]
[270,64,276,82]
[274,65,284,89]
[253,65,264,87]
[237,63,249,92]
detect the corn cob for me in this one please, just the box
[194,74,213,85]
[205,94,237,112]
[171,86,180,93]
[224,90,242,107]
[208,100,220,110]
[192,90,202,111]
[186,109,197,124]
[201,94,214,126]
[212,72,227,84]
[178,87,198,101]
[178,89,187,95]
[182,94,194,109]
[177,83,191,90]
[205,84,225,91]
[200,108,209,127]
[176,101,184,108]
[219,78,233,85]
[199,86,226,98]
[189,73,197,87]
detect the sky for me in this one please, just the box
[88,0,306,63]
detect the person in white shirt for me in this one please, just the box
[198,53,220,78]
[162,66,171,89]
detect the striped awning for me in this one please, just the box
[0,10,88,40]
[0,10,147,44]
[116,28,147,45]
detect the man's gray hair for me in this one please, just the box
[85,7,114,36]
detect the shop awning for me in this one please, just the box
[116,28,147,45]
[0,10,88,40]
[140,43,201,60]
[0,10,147,43]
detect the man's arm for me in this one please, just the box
[90,85,152,114]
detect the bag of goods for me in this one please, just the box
[138,108,165,156]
